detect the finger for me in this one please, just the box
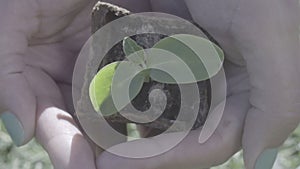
[58,82,107,157]
[229,1,300,169]
[97,92,249,169]
[0,73,36,146]
[24,66,96,169]
[36,107,96,169]
[0,0,39,146]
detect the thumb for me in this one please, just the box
[242,109,299,169]
[0,73,36,146]
[230,0,300,168]
[0,0,38,146]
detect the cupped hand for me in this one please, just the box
[0,0,156,168]
[97,1,300,169]
[0,0,98,168]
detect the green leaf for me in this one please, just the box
[150,34,224,84]
[145,48,197,84]
[89,62,119,115]
[111,61,146,112]
[123,37,145,66]
[89,61,146,116]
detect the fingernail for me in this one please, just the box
[255,148,278,169]
[1,112,24,146]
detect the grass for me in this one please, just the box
[0,121,53,169]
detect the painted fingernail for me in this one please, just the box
[255,148,278,169]
[1,112,24,146]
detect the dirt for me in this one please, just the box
[79,1,219,133]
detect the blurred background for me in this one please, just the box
[0,119,299,169]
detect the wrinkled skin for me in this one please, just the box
[0,0,299,169]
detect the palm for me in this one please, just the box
[0,0,97,168]
[22,0,94,110]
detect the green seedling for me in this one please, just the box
[123,37,146,68]
[89,35,224,116]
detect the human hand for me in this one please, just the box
[97,1,300,169]
[0,0,101,168]
[0,0,157,168]
[227,1,300,168]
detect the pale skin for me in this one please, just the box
[0,0,299,169]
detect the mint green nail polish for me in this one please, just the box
[1,112,24,146]
[255,148,278,169]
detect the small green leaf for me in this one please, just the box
[123,37,145,66]
[150,34,224,84]
[89,62,119,115]
[111,61,146,112]
[89,61,146,116]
